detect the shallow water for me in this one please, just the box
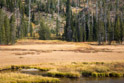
[60,77,124,83]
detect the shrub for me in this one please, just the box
[38,20,51,40]
[66,72,80,78]
[97,73,106,77]
[92,72,98,77]
[81,70,92,77]
[109,72,123,77]
[92,72,110,77]
[105,73,110,77]
[47,71,80,78]
[95,62,104,65]
[11,65,30,70]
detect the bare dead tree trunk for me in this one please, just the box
[28,0,31,34]
[104,2,107,43]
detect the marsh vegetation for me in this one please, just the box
[0,62,124,83]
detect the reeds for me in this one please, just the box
[0,73,60,83]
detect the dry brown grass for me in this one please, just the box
[0,39,124,68]
[0,73,60,83]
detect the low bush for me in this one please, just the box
[47,71,80,78]
[81,70,92,77]
[109,72,123,77]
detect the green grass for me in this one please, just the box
[81,71,124,77]
[10,65,51,71]
[1,62,124,79]
[78,62,124,78]
[0,73,60,83]
[109,72,123,77]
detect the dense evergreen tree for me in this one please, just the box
[64,0,72,41]
[1,25,6,45]
[56,18,59,37]
[0,9,3,44]
[31,12,35,23]
[10,15,16,44]
[107,12,113,45]
[4,16,10,45]
[30,24,33,37]
[120,16,124,43]
[114,15,121,42]
[20,16,28,38]
[0,0,5,8]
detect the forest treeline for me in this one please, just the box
[0,0,124,45]
[64,0,124,45]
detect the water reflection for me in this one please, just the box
[61,77,124,83]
